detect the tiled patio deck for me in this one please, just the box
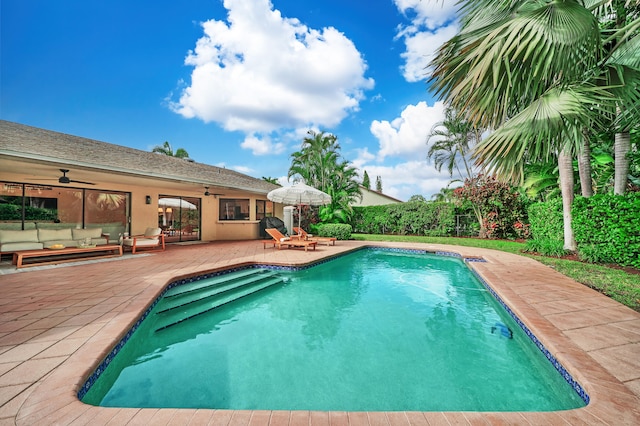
[0,240,638,425]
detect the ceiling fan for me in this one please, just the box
[56,169,96,185]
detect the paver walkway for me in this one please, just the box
[0,240,639,425]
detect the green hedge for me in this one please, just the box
[525,198,566,256]
[572,193,640,268]
[315,223,352,240]
[350,202,455,236]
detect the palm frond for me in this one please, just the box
[474,85,615,181]
[431,1,602,129]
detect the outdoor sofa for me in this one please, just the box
[0,227,111,255]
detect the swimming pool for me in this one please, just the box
[80,248,587,411]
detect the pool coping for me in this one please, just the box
[3,240,640,425]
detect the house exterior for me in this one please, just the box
[353,185,403,206]
[0,120,281,242]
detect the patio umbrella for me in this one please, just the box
[267,182,331,233]
[158,198,196,210]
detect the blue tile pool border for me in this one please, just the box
[77,246,589,406]
[467,267,590,405]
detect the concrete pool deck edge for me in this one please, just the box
[1,240,638,425]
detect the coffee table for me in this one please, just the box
[13,244,123,269]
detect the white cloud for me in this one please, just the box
[240,134,287,155]
[400,24,459,82]
[170,0,374,133]
[352,147,376,171]
[393,0,459,82]
[370,100,446,160]
[394,0,458,29]
[357,160,453,201]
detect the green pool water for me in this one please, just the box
[82,249,586,411]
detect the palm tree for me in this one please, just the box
[429,0,640,251]
[321,160,362,223]
[261,177,280,185]
[288,130,340,191]
[152,141,190,159]
[605,2,640,194]
[427,105,479,180]
[288,130,362,223]
[430,188,454,203]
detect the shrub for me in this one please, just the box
[316,223,352,240]
[350,202,455,236]
[527,198,563,241]
[525,198,565,256]
[572,193,640,268]
[525,238,567,257]
[453,174,531,239]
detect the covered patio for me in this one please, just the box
[0,241,638,424]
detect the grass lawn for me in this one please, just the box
[353,234,640,312]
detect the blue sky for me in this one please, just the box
[1,0,460,201]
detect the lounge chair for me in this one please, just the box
[293,227,337,246]
[122,227,166,254]
[265,228,317,252]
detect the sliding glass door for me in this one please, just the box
[158,195,200,243]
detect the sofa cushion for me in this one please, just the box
[0,229,39,244]
[72,228,102,240]
[0,242,44,252]
[144,227,162,238]
[38,228,73,242]
[123,238,159,247]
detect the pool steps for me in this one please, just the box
[154,269,283,331]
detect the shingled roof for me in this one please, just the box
[0,120,278,194]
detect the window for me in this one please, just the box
[256,200,273,220]
[84,189,130,239]
[0,182,129,237]
[219,199,250,221]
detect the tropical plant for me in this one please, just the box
[320,160,361,223]
[602,2,640,194]
[523,161,560,201]
[151,141,190,159]
[429,0,640,251]
[430,185,458,203]
[261,177,280,185]
[427,105,480,180]
[288,131,339,190]
[288,130,362,223]
[452,174,530,239]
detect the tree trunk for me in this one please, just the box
[614,130,630,195]
[577,134,593,197]
[558,148,576,251]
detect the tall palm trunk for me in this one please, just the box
[558,148,577,251]
[577,134,593,197]
[614,130,630,194]
[612,4,630,195]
